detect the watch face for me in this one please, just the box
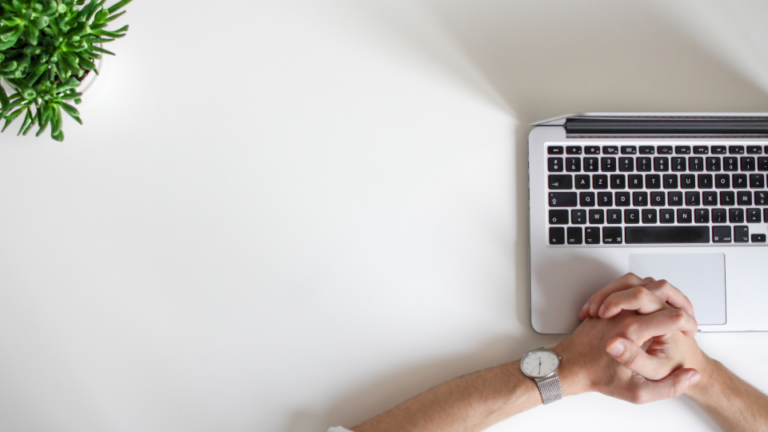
[521,349,559,378]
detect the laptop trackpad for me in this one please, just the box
[629,253,726,325]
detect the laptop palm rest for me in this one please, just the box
[628,253,726,325]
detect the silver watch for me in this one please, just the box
[520,347,563,405]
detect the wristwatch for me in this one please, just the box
[520,347,563,404]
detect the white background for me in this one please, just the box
[2,1,768,431]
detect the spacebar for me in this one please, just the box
[625,226,710,244]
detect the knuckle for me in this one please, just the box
[632,287,650,302]
[670,309,686,324]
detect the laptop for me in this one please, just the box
[529,113,768,334]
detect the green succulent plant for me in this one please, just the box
[0,0,131,141]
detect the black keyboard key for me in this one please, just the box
[625,226,709,244]
[633,191,648,207]
[738,191,752,206]
[660,209,675,223]
[621,146,637,155]
[650,191,665,207]
[723,157,738,171]
[715,174,730,189]
[611,174,626,189]
[733,174,748,189]
[593,174,608,189]
[585,146,600,155]
[677,209,692,223]
[752,234,766,243]
[735,226,749,243]
[602,227,622,244]
[549,210,569,224]
[729,145,745,155]
[572,209,587,224]
[550,227,565,244]
[720,191,735,206]
[637,157,652,172]
[755,191,768,205]
[694,208,709,223]
[548,175,573,189]
[698,174,713,189]
[645,174,661,189]
[658,146,673,155]
[566,146,582,155]
[639,146,655,155]
[566,157,581,172]
[675,146,691,155]
[624,209,640,224]
[567,227,583,244]
[668,191,683,206]
[654,157,669,172]
[663,174,678,189]
[549,192,577,207]
[598,192,613,207]
[628,175,644,189]
[607,209,622,224]
[703,191,718,206]
[759,157,768,171]
[748,146,763,154]
[693,146,709,155]
[585,227,600,244]
[712,146,727,155]
[575,175,590,189]
[590,209,605,224]
[672,157,687,171]
[615,191,630,207]
[642,209,658,224]
[686,191,701,206]
[765,208,768,224]
[601,157,616,172]
[689,157,704,172]
[548,157,563,172]
[729,208,744,223]
[680,174,696,189]
[584,157,599,172]
[580,192,596,207]
[712,208,727,223]
[707,157,721,172]
[619,157,634,172]
[741,157,756,171]
[548,146,564,155]
[713,226,731,243]
[603,146,619,155]
[750,174,764,189]
[748,208,761,223]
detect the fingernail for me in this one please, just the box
[607,341,625,357]
[690,372,701,385]
[580,302,590,315]
[589,303,598,316]
[598,304,606,317]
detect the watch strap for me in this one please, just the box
[536,375,563,405]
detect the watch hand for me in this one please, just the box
[538,358,541,375]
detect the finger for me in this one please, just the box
[578,273,651,320]
[625,309,698,342]
[645,279,696,319]
[606,337,671,380]
[626,368,701,404]
[598,287,667,319]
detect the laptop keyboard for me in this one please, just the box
[547,144,768,245]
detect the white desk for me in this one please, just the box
[1,1,767,431]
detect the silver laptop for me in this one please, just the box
[529,113,768,334]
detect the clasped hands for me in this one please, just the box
[552,273,711,404]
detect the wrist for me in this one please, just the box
[685,353,720,400]
[550,343,591,396]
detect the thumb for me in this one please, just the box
[628,368,701,404]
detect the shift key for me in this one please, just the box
[549,192,578,207]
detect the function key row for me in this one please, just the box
[548,145,766,156]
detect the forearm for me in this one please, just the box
[688,357,768,432]
[351,361,541,432]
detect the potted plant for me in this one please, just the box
[0,0,132,141]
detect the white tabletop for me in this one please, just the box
[2,1,768,431]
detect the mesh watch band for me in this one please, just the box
[536,376,563,405]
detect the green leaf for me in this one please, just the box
[17,107,31,135]
[0,85,8,109]
[51,129,64,141]
[2,107,24,132]
[22,108,38,136]
[60,102,82,124]
[107,0,132,15]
